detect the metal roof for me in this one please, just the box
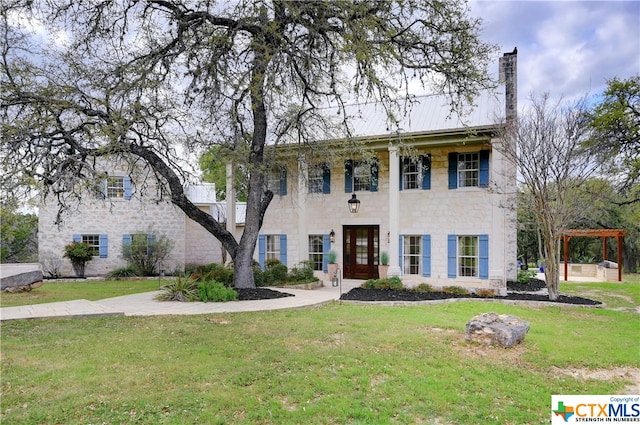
[342,89,504,139]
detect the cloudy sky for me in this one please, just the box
[469,0,640,103]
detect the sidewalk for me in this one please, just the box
[0,280,364,322]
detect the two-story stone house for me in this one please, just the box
[39,52,517,291]
[233,51,518,294]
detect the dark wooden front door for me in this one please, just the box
[343,225,379,279]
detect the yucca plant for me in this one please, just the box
[156,276,198,302]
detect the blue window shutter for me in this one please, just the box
[258,235,266,269]
[279,168,287,196]
[99,234,108,258]
[124,176,132,200]
[479,150,490,188]
[448,153,458,189]
[73,234,81,243]
[421,155,431,190]
[279,234,287,266]
[122,234,132,246]
[322,234,331,273]
[398,235,403,273]
[399,157,404,191]
[422,235,431,277]
[479,234,489,279]
[344,160,353,193]
[370,159,378,192]
[322,164,331,194]
[447,235,457,278]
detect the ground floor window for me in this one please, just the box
[308,235,324,271]
[458,236,478,277]
[402,235,421,275]
[82,234,101,257]
[265,235,280,261]
[74,234,107,258]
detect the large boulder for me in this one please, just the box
[1,265,44,293]
[465,312,530,348]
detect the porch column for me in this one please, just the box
[388,143,401,277]
[225,161,236,241]
[298,157,308,265]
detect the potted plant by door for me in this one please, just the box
[378,251,390,279]
[327,250,338,280]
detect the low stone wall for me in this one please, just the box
[560,262,619,282]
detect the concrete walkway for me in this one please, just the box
[0,280,364,322]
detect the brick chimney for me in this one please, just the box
[499,48,517,124]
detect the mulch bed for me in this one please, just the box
[235,279,602,306]
[235,288,294,301]
[339,278,601,306]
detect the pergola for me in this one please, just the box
[561,229,626,282]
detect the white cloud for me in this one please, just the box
[470,0,640,102]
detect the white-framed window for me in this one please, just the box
[402,235,421,275]
[82,234,100,257]
[353,162,371,192]
[107,176,125,198]
[457,153,479,188]
[308,164,325,194]
[131,233,152,256]
[267,168,287,196]
[458,236,478,277]
[266,235,280,261]
[308,235,324,271]
[74,234,108,258]
[402,159,420,190]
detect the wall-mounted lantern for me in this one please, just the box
[329,229,335,243]
[348,193,360,214]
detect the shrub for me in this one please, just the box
[475,288,495,297]
[264,263,288,285]
[197,280,238,302]
[442,286,470,295]
[121,231,174,276]
[105,266,139,279]
[156,276,198,302]
[40,251,63,279]
[287,261,316,283]
[63,241,95,277]
[190,263,234,286]
[517,269,537,284]
[412,283,434,293]
[361,276,404,290]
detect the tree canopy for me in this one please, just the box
[587,75,640,195]
[1,0,496,287]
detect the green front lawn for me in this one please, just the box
[2,299,638,424]
[0,279,161,307]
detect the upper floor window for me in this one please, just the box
[400,155,431,190]
[345,159,378,193]
[457,153,479,187]
[308,164,330,194]
[267,167,287,196]
[448,151,490,189]
[100,176,132,200]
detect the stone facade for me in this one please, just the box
[38,163,223,277]
[258,137,518,294]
